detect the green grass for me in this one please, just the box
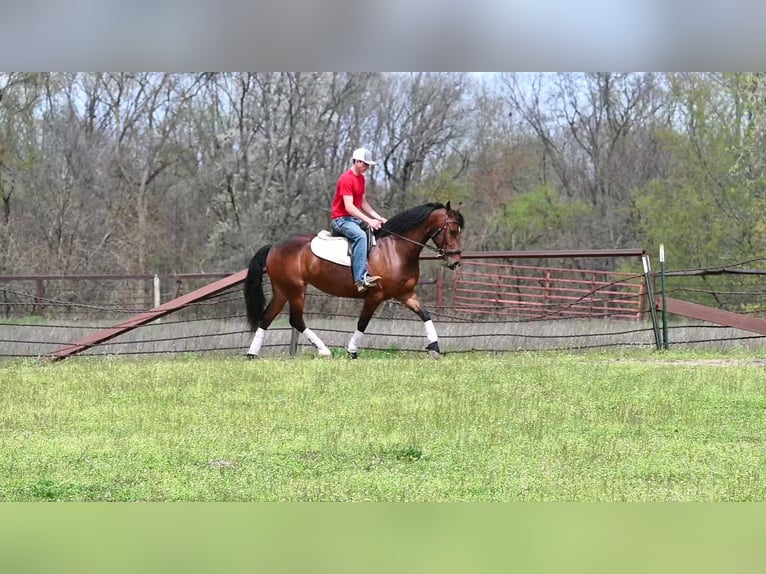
[0,350,764,501]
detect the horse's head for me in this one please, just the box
[433,201,464,270]
[383,201,465,268]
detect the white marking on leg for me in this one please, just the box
[303,327,331,356]
[424,320,438,344]
[347,329,364,354]
[247,327,266,356]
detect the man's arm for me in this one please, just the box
[342,195,381,229]
[361,198,387,224]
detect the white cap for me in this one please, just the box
[352,147,376,166]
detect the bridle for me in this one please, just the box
[426,219,463,258]
[382,215,462,259]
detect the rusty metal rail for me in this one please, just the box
[657,297,766,335]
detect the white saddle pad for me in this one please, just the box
[310,230,351,266]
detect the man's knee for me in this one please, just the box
[348,226,366,242]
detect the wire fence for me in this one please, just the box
[3,255,766,359]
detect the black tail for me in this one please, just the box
[244,244,272,331]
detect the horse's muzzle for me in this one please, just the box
[440,249,462,270]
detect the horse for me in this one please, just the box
[243,201,464,359]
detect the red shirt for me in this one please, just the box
[331,169,366,219]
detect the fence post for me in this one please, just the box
[152,275,162,323]
[591,273,597,316]
[33,279,45,316]
[642,254,662,350]
[659,244,668,350]
[636,280,646,321]
[153,275,161,308]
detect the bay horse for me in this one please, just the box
[243,201,464,358]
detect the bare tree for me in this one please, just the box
[90,73,204,274]
[375,73,471,212]
[0,73,50,273]
[195,72,382,268]
[500,72,670,253]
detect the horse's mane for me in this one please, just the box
[381,202,464,235]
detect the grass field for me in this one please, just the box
[1,349,764,501]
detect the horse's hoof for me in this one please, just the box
[246,353,258,360]
[318,348,332,357]
[425,342,441,359]
[347,352,358,360]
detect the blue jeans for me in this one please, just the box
[331,217,369,282]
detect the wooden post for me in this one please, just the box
[636,280,646,321]
[543,270,551,309]
[153,275,161,308]
[33,279,45,316]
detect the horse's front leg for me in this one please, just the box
[347,297,382,359]
[398,292,442,359]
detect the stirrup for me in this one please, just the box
[355,273,381,292]
[363,273,381,286]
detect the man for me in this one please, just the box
[330,147,387,292]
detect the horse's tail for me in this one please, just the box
[244,244,272,331]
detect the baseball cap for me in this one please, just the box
[352,147,376,166]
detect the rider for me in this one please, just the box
[330,147,387,292]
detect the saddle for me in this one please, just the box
[310,224,377,266]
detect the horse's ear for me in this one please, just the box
[446,201,451,211]
[446,201,462,212]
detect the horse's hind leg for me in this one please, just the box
[397,292,442,359]
[246,290,288,358]
[288,291,331,357]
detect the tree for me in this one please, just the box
[635,73,766,270]
[0,73,48,273]
[196,73,383,268]
[499,72,671,257]
[375,73,471,213]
